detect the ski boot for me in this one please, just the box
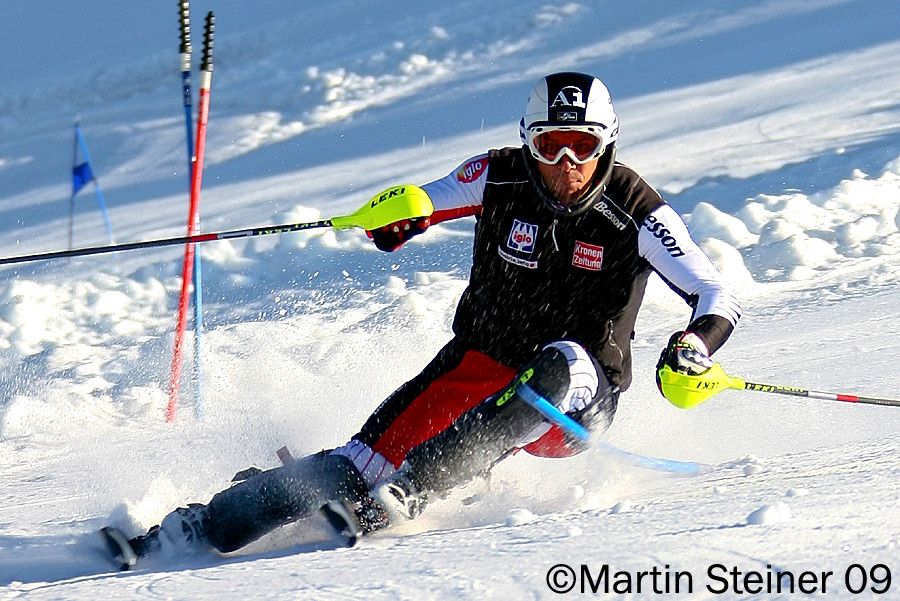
[320,466,428,547]
[100,503,211,571]
[371,469,426,523]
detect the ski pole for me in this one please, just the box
[0,185,434,267]
[736,380,900,407]
[658,363,900,409]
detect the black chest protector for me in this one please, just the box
[451,147,665,390]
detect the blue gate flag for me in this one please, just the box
[69,120,115,248]
[72,161,94,196]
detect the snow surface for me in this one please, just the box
[1,0,900,598]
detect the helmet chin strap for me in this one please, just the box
[523,145,617,216]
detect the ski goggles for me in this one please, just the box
[526,126,608,165]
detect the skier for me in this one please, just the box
[104,71,741,568]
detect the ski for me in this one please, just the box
[99,526,138,571]
[320,500,361,548]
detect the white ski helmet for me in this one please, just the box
[519,72,619,215]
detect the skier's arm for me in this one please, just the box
[421,154,487,224]
[638,204,742,354]
[367,155,487,252]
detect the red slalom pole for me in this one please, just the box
[168,11,214,422]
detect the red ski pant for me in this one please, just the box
[355,339,582,469]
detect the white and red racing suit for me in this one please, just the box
[335,146,741,488]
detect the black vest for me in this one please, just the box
[451,147,665,390]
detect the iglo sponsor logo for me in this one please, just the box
[507,219,538,254]
[456,158,488,183]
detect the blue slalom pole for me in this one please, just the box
[596,442,707,475]
[72,122,115,246]
[516,384,590,441]
[180,0,205,417]
[517,384,705,474]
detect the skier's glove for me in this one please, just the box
[367,216,431,252]
[657,331,714,376]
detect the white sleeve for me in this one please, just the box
[638,204,741,326]
[421,154,488,220]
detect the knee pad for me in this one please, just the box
[518,341,618,455]
[541,340,600,414]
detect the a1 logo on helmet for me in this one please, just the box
[551,86,586,108]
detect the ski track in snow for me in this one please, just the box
[1,0,900,598]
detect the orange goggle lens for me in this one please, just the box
[534,130,605,164]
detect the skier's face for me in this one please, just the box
[536,155,599,205]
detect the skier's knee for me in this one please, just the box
[516,341,618,456]
[540,340,602,414]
